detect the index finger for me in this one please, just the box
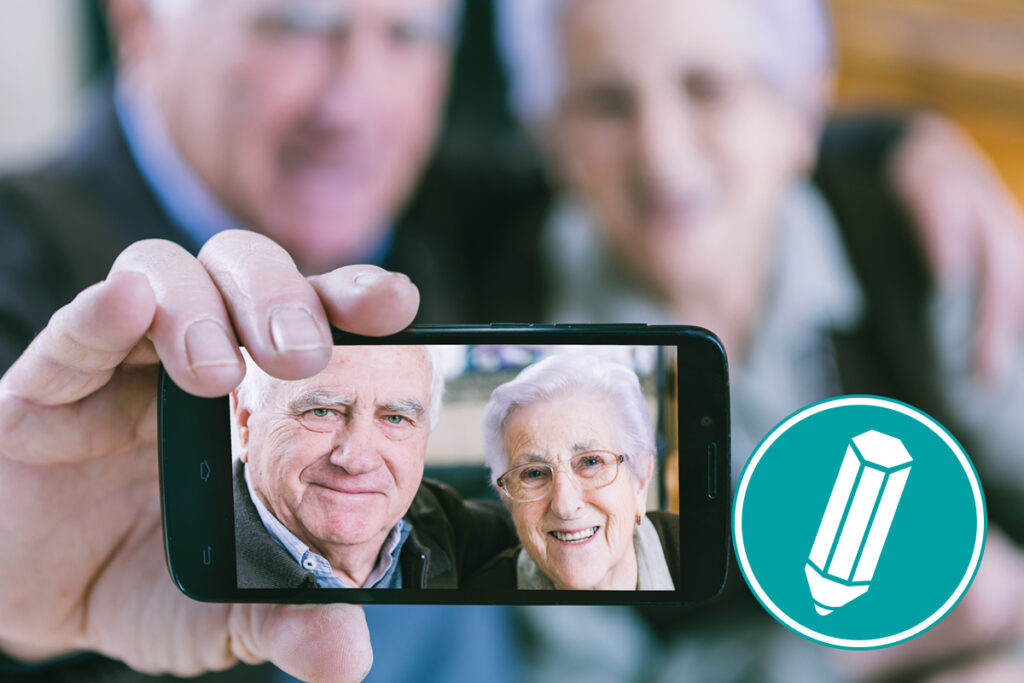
[198,230,419,380]
[0,271,156,406]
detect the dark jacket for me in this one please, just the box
[465,511,680,590]
[233,460,516,590]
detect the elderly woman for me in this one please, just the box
[496,0,1024,679]
[499,0,1024,468]
[470,353,678,591]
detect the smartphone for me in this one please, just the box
[159,324,730,605]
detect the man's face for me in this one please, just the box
[550,0,812,303]
[239,346,432,560]
[136,0,455,272]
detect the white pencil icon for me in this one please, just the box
[806,430,913,615]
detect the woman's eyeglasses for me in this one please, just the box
[496,451,627,502]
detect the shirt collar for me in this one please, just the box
[243,463,410,588]
[114,79,247,252]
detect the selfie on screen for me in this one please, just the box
[229,344,681,592]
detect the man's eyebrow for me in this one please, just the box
[393,9,459,42]
[253,0,350,34]
[288,390,355,413]
[379,399,425,417]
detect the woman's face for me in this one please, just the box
[501,392,650,590]
[550,0,813,303]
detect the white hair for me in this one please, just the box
[481,353,655,485]
[235,346,445,431]
[496,0,834,132]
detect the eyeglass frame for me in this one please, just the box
[495,451,628,503]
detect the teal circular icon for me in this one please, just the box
[733,395,986,649]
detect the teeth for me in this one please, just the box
[551,527,598,543]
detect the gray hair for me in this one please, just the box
[235,346,445,431]
[496,0,834,132]
[481,353,655,484]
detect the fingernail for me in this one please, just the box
[270,307,328,353]
[185,320,240,373]
[353,271,409,288]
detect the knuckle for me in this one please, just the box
[199,229,292,267]
[114,239,192,271]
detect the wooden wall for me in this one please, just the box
[831,0,1024,202]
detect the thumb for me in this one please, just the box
[231,603,372,683]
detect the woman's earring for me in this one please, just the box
[635,513,642,526]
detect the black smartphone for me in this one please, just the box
[159,324,730,605]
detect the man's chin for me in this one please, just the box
[310,516,390,547]
[263,212,386,270]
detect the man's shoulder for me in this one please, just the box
[232,462,315,589]
[646,510,679,535]
[646,510,681,586]
[403,478,517,586]
[0,90,192,372]
[410,478,510,527]
[0,87,188,289]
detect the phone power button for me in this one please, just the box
[707,443,719,500]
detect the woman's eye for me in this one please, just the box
[520,467,548,481]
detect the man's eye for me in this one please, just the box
[573,85,633,119]
[310,408,332,418]
[683,70,733,106]
[384,414,408,425]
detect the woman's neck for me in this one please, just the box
[665,253,774,362]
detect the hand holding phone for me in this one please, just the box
[160,324,731,605]
[0,232,400,680]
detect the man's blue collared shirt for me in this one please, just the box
[114,82,247,251]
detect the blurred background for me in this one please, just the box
[3,0,1022,201]
[5,2,1024,682]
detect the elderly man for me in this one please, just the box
[231,345,513,589]
[0,0,459,370]
[0,0,523,681]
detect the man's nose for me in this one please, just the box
[315,26,388,123]
[328,418,382,475]
[548,470,585,519]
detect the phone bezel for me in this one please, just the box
[159,324,731,605]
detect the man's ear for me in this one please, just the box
[104,0,156,71]
[230,390,252,462]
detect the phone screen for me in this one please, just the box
[160,326,729,604]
